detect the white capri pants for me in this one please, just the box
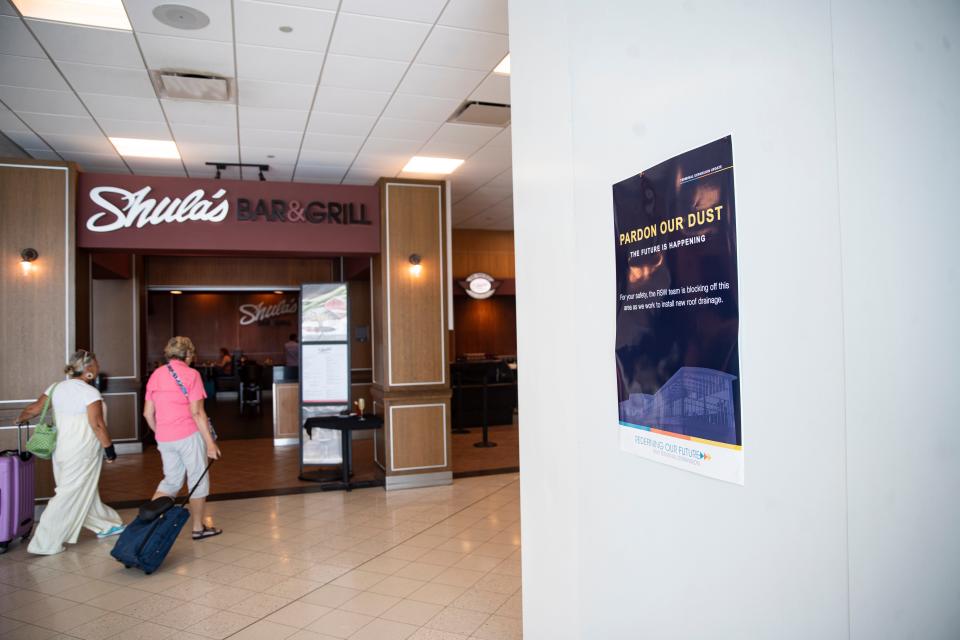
[157,431,210,499]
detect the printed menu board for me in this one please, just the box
[301,343,349,403]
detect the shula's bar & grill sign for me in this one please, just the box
[76,172,380,255]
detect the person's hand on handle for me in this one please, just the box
[207,443,221,460]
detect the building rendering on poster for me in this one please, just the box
[613,136,743,484]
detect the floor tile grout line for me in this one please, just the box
[219,476,518,639]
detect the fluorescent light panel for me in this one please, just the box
[402,156,464,175]
[494,54,510,75]
[12,0,132,30]
[110,137,181,159]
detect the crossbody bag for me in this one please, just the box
[166,364,218,442]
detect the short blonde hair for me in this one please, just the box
[164,336,196,362]
[64,349,96,376]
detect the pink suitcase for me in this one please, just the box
[0,422,36,553]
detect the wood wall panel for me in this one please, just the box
[0,161,75,401]
[388,402,448,472]
[349,279,372,370]
[452,229,515,279]
[92,274,137,378]
[102,393,138,440]
[145,255,335,287]
[274,383,299,439]
[384,182,446,386]
[453,297,518,357]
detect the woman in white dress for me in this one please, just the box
[16,350,124,555]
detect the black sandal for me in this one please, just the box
[192,525,223,540]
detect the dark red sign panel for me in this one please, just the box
[76,172,380,255]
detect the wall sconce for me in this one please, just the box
[170,290,182,295]
[20,248,38,273]
[408,254,422,276]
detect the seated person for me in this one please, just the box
[217,348,233,375]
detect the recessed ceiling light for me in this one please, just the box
[153,4,210,30]
[110,137,181,159]
[494,54,510,75]
[402,156,464,175]
[12,0,131,30]
[279,25,293,32]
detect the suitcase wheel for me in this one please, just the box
[0,542,8,554]
[21,525,32,541]
[124,564,132,569]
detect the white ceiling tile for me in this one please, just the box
[124,157,185,174]
[398,63,486,100]
[239,127,302,148]
[486,125,511,147]
[27,20,143,68]
[352,153,405,175]
[297,149,355,165]
[238,106,308,132]
[254,0,338,8]
[470,73,509,104]
[438,0,509,35]
[125,0,235,42]
[341,0,445,23]
[0,108,30,131]
[240,146,297,164]
[0,85,87,116]
[360,137,422,156]
[42,132,114,154]
[469,142,512,166]
[138,33,234,77]
[383,93,458,122]
[418,139,479,158]
[235,1,334,52]
[237,78,315,110]
[0,15,45,57]
[58,62,156,98]
[301,132,364,153]
[429,122,499,147]
[162,99,236,125]
[58,150,126,169]
[312,85,390,117]
[81,93,165,121]
[321,54,406,92]
[0,54,70,90]
[18,112,101,136]
[237,44,323,85]
[26,147,61,160]
[370,117,437,142]
[307,112,376,137]
[459,185,511,209]
[294,164,348,182]
[416,26,508,71]
[252,163,294,181]
[330,13,430,61]
[4,129,47,148]
[487,168,512,187]
[342,168,381,185]
[1,1,18,16]
[169,122,237,145]
[97,118,171,138]
[178,142,238,162]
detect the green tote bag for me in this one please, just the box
[26,383,58,459]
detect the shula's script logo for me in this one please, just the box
[86,186,229,232]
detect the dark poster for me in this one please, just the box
[613,136,743,484]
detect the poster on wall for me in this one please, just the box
[613,136,743,484]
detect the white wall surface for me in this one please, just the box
[832,2,960,638]
[509,0,959,638]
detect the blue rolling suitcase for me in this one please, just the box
[111,461,212,574]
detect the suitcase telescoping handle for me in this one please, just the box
[180,459,214,507]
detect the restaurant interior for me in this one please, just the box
[87,229,517,505]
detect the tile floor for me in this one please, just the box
[0,474,522,640]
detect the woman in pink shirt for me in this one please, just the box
[144,336,222,540]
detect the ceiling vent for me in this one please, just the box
[152,71,235,102]
[449,101,511,127]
